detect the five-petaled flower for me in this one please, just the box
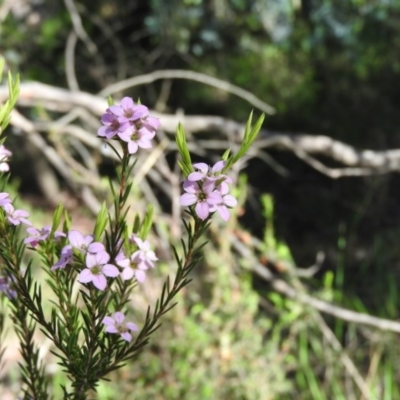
[102,311,139,342]
[188,161,231,183]
[116,252,147,282]
[78,252,119,290]
[51,245,74,270]
[130,235,158,269]
[68,230,105,254]
[179,179,223,220]
[2,203,32,226]
[25,225,65,248]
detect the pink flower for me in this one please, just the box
[97,110,129,139]
[51,245,73,270]
[110,97,147,125]
[2,204,31,226]
[116,254,147,282]
[25,225,65,248]
[117,127,155,154]
[188,161,231,183]
[102,311,138,342]
[209,183,237,221]
[68,230,105,254]
[130,235,158,269]
[179,180,222,220]
[78,252,119,290]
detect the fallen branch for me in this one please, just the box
[1,81,400,178]
[232,235,400,334]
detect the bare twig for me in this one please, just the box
[232,235,400,334]
[63,0,97,55]
[312,313,372,399]
[98,69,276,115]
[65,31,80,91]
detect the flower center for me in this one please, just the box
[130,132,139,141]
[129,261,138,270]
[198,191,207,202]
[111,120,120,130]
[91,266,101,275]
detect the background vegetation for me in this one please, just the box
[1,0,400,398]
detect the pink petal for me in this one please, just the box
[195,202,210,220]
[116,258,130,268]
[145,116,160,129]
[97,251,110,264]
[101,113,114,124]
[120,97,134,110]
[187,172,204,181]
[78,269,93,283]
[102,316,115,327]
[206,192,223,205]
[105,129,118,140]
[102,264,119,277]
[202,180,216,193]
[113,312,125,324]
[211,160,225,173]
[68,230,84,247]
[217,205,230,221]
[86,253,97,269]
[121,332,132,342]
[137,138,152,149]
[182,180,199,193]
[139,127,156,138]
[146,251,157,261]
[128,141,139,154]
[92,274,107,290]
[132,236,144,247]
[88,242,105,253]
[192,163,208,174]
[218,182,230,195]
[126,322,139,331]
[131,105,149,119]
[180,193,197,206]
[105,325,118,333]
[108,105,124,116]
[135,269,146,283]
[115,251,126,262]
[223,194,237,207]
[121,267,135,280]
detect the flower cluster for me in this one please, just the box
[24,225,66,248]
[51,230,157,291]
[179,161,237,221]
[97,97,160,154]
[47,230,157,341]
